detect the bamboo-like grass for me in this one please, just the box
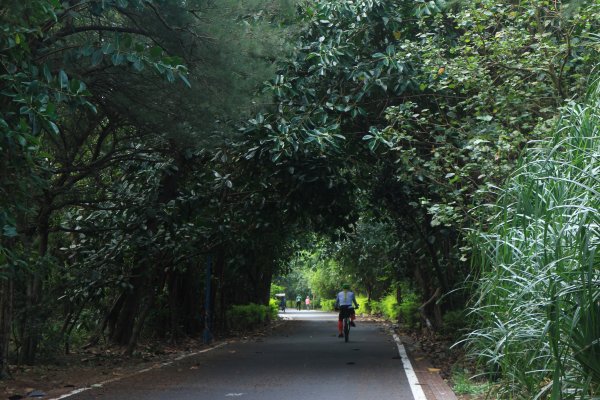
[467,79,600,399]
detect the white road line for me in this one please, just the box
[49,342,228,400]
[393,333,428,400]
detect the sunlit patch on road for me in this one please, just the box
[277,309,337,321]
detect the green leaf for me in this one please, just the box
[91,50,103,66]
[165,69,175,83]
[111,53,125,65]
[133,59,144,71]
[101,42,115,55]
[17,135,26,146]
[43,64,52,83]
[179,73,191,88]
[150,46,163,59]
[48,121,59,134]
[59,70,68,89]
[81,44,94,57]
[2,225,18,238]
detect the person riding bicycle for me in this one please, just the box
[334,283,359,338]
[278,295,286,312]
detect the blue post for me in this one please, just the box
[203,254,213,345]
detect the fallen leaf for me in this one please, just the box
[427,367,441,373]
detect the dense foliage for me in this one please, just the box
[0,0,299,372]
[258,0,600,330]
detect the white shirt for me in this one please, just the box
[335,290,357,307]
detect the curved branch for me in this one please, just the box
[55,25,149,38]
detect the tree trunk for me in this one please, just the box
[0,277,13,378]
[109,264,149,345]
[20,206,51,365]
[126,297,153,356]
[86,291,126,348]
[167,272,180,342]
[110,279,144,345]
[204,250,226,334]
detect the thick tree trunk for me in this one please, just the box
[126,297,153,356]
[21,274,42,364]
[20,206,50,365]
[167,272,180,342]
[85,291,126,348]
[110,275,144,345]
[211,250,225,333]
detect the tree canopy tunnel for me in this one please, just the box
[2,0,599,378]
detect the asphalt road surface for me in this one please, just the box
[62,310,417,400]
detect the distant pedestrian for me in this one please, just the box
[296,295,302,311]
[305,296,311,310]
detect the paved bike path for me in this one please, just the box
[63,310,416,399]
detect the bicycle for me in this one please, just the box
[338,305,358,342]
[343,313,351,342]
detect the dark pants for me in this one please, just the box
[338,305,355,320]
[337,305,355,332]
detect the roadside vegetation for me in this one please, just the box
[466,80,600,399]
[1,0,599,398]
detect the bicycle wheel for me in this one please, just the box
[344,317,350,342]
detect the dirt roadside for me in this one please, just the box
[1,338,216,399]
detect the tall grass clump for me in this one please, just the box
[467,79,600,399]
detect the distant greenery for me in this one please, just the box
[269,283,286,298]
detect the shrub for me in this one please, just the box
[369,300,383,315]
[355,295,369,313]
[320,299,336,311]
[380,293,400,321]
[398,292,420,328]
[268,298,279,320]
[227,303,271,331]
[352,295,383,315]
[354,289,420,328]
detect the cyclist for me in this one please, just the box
[334,283,359,338]
[278,295,286,312]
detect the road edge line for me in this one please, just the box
[49,342,228,400]
[393,333,428,400]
